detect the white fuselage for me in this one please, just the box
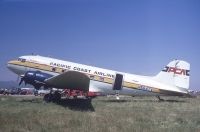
[7,55,188,96]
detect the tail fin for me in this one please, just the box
[154,60,190,89]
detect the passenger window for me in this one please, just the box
[90,75,95,79]
[62,69,66,73]
[21,59,26,62]
[52,67,56,72]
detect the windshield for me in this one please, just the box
[18,58,26,62]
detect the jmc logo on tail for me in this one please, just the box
[162,66,190,76]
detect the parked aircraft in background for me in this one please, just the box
[7,55,190,102]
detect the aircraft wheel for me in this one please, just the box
[52,91,61,102]
[43,93,53,103]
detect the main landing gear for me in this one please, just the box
[43,88,99,103]
[43,90,61,103]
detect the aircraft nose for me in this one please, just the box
[7,60,16,71]
[7,60,21,74]
[7,60,26,75]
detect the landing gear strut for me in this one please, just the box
[115,91,120,100]
[156,96,164,101]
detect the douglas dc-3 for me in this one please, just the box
[7,55,190,102]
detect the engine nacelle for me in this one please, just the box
[19,71,53,89]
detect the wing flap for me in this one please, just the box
[45,71,90,91]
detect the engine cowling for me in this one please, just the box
[19,71,53,90]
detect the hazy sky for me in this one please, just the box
[0,0,199,90]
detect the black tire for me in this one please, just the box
[43,93,52,103]
[52,91,61,103]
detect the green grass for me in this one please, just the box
[0,95,200,132]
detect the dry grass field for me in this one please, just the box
[0,95,200,132]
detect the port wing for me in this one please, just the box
[45,71,90,91]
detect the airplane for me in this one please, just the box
[7,55,190,102]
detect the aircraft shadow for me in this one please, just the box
[99,98,186,103]
[160,99,186,103]
[130,99,186,103]
[19,98,95,112]
[100,99,131,103]
[20,98,42,103]
[55,98,95,112]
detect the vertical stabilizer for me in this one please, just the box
[154,60,190,89]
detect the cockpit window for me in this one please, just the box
[18,58,26,62]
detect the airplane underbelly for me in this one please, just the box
[90,80,160,96]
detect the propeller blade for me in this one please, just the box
[34,85,41,90]
[19,78,23,86]
[16,76,20,82]
[19,75,25,86]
